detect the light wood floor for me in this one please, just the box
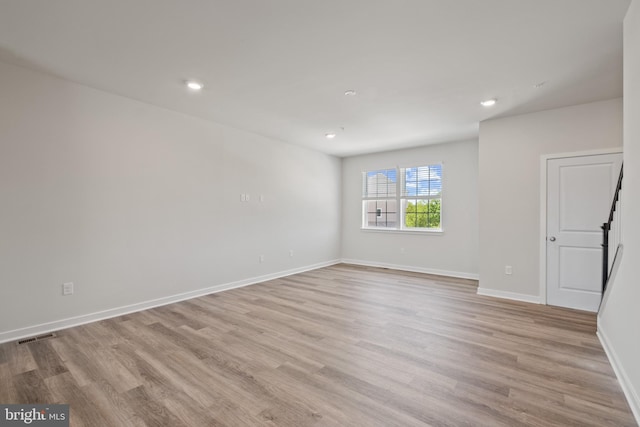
[0,264,636,426]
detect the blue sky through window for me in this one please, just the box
[404,165,441,197]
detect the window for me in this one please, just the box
[402,165,442,229]
[362,169,398,228]
[362,164,442,231]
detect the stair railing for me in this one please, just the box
[601,164,624,295]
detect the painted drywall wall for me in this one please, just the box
[478,98,622,300]
[598,0,640,420]
[0,60,341,340]
[341,140,479,278]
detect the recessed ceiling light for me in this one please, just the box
[480,98,497,107]
[186,80,203,91]
[344,90,357,96]
[325,133,337,139]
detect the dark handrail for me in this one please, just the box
[607,164,624,223]
[601,164,624,295]
[602,222,609,292]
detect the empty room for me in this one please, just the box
[1,1,639,426]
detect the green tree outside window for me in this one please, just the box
[405,199,441,228]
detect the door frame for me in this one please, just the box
[538,147,623,305]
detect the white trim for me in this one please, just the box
[341,258,479,280]
[0,259,341,344]
[360,227,444,235]
[541,147,624,161]
[538,147,623,305]
[539,155,548,304]
[476,287,542,304]
[597,326,640,424]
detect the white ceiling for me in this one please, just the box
[0,0,630,157]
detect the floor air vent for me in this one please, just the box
[17,332,57,345]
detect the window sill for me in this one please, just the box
[360,227,444,235]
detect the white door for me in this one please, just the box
[546,153,622,312]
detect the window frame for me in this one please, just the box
[361,164,443,233]
[361,168,399,229]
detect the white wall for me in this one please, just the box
[0,60,341,341]
[341,140,479,278]
[478,98,623,300]
[598,0,640,421]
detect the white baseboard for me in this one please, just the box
[0,259,341,344]
[476,287,542,304]
[340,259,479,280]
[597,327,640,424]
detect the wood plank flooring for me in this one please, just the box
[0,264,636,426]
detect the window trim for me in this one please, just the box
[361,164,443,233]
[361,168,399,229]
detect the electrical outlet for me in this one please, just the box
[505,266,513,275]
[246,194,250,201]
[62,282,74,295]
[240,194,246,202]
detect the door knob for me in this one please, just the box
[549,236,556,242]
